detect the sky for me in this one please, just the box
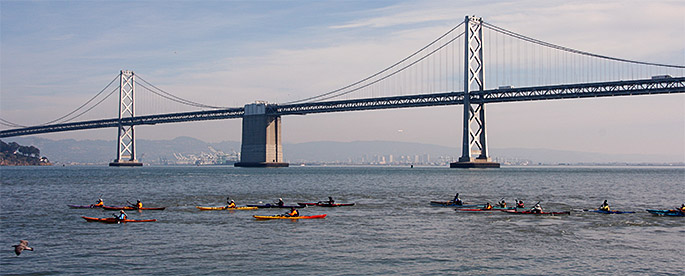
[1,0,684,158]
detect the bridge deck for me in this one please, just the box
[1,77,683,138]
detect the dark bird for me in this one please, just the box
[12,240,33,256]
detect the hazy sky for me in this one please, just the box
[1,0,684,158]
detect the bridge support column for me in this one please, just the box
[451,16,499,168]
[110,70,142,167]
[235,102,288,167]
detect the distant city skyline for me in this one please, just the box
[1,0,683,158]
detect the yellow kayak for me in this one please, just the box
[195,206,258,211]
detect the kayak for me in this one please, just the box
[102,206,166,211]
[253,214,327,220]
[195,206,258,211]
[81,216,157,223]
[456,207,516,212]
[502,210,571,215]
[297,202,355,207]
[430,201,481,208]
[646,209,685,217]
[68,204,102,209]
[589,209,635,214]
[246,204,304,208]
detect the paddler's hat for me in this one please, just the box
[120,210,125,213]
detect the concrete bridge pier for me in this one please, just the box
[234,102,288,167]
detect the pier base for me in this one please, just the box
[450,159,500,168]
[109,160,143,167]
[234,162,289,168]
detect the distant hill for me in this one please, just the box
[6,136,683,165]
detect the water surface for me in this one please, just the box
[1,166,683,275]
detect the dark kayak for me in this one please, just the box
[502,210,571,215]
[68,204,102,209]
[246,203,304,208]
[82,216,157,223]
[102,206,166,210]
[588,209,635,214]
[298,202,355,207]
[455,207,516,212]
[646,209,685,216]
[430,201,480,208]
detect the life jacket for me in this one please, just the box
[289,209,299,217]
[136,202,143,209]
[485,204,492,210]
[499,202,506,208]
[517,202,524,208]
[227,202,236,208]
[118,214,127,220]
[599,204,609,211]
[532,206,542,213]
[95,200,104,207]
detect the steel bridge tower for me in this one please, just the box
[451,16,500,168]
[109,70,143,166]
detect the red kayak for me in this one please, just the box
[297,202,355,207]
[502,210,570,215]
[253,214,327,220]
[81,216,157,223]
[102,206,166,211]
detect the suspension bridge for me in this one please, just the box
[1,16,683,167]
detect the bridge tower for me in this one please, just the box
[234,102,288,167]
[451,16,500,168]
[109,70,143,167]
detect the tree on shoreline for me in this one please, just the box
[0,140,50,166]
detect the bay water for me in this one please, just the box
[1,166,683,275]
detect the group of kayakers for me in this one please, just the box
[94,198,143,222]
[451,193,684,215]
[223,196,340,217]
[453,193,540,212]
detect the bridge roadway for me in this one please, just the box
[1,77,683,138]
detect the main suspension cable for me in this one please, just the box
[482,21,685,69]
[284,20,466,104]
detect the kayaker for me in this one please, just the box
[94,198,104,207]
[516,200,525,208]
[227,199,236,208]
[277,198,284,207]
[285,207,299,217]
[328,196,335,205]
[135,200,143,209]
[531,203,543,214]
[498,199,507,208]
[453,193,463,205]
[599,200,610,211]
[117,210,127,221]
[679,204,685,213]
[484,202,493,210]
